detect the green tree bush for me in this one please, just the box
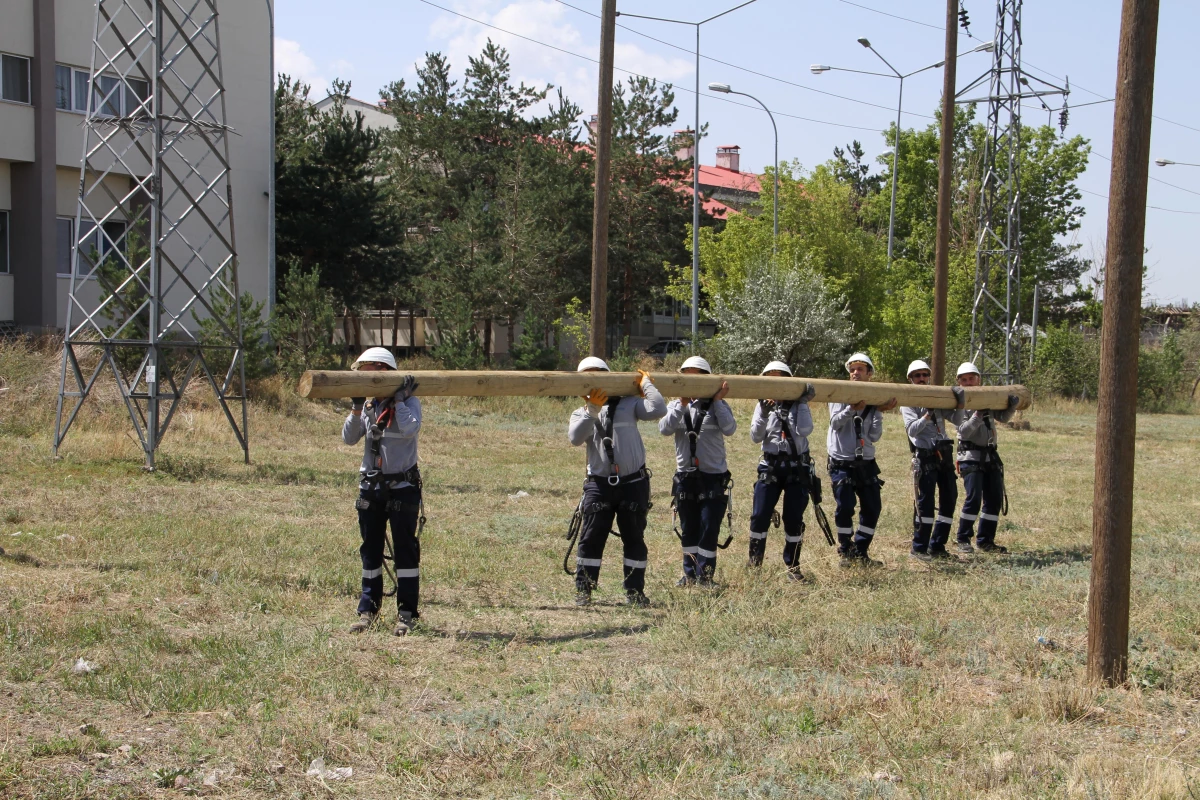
[269,261,339,378]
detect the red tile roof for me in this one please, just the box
[691,165,762,194]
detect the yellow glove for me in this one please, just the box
[636,369,653,397]
[584,388,608,407]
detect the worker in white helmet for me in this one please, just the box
[342,348,424,636]
[953,362,1021,553]
[900,359,966,561]
[826,353,896,566]
[747,360,817,579]
[568,357,666,606]
[659,356,735,586]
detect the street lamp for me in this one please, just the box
[812,39,993,270]
[1156,158,1200,167]
[708,82,778,252]
[618,0,758,349]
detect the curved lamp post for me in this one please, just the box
[707,82,778,252]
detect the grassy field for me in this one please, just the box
[2,339,1200,799]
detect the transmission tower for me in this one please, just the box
[956,0,1068,384]
[54,0,248,469]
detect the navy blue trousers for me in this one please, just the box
[674,472,729,578]
[357,483,421,618]
[830,462,882,556]
[749,468,809,567]
[576,477,650,592]
[913,461,958,552]
[957,462,1005,545]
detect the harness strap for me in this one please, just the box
[852,406,876,461]
[682,400,710,470]
[776,401,797,457]
[600,395,622,483]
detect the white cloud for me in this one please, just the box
[426,0,692,123]
[275,37,329,98]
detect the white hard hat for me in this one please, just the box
[760,360,793,376]
[576,356,610,372]
[906,359,931,377]
[679,356,712,374]
[352,347,397,370]
[845,352,875,373]
[956,361,981,378]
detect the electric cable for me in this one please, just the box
[415,0,884,131]
[1080,187,1200,215]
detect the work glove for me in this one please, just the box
[395,374,419,403]
[1006,394,1020,411]
[584,388,608,409]
[636,369,653,396]
[759,399,777,413]
[350,397,366,411]
[799,382,816,404]
[951,386,965,409]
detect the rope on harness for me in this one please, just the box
[808,461,835,546]
[719,476,735,549]
[562,497,584,576]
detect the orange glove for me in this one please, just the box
[584,388,608,407]
[636,369,653,396]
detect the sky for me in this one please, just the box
[274,0,1200,305]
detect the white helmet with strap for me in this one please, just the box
[845,352,875,373]
[352,347,398,370]
[906,359,931,377]
[576,356,610,372]
[679,355,712,374]
[956,361,981,378]
[760,360,792,376]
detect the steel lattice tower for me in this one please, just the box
[956,0,1067,384]
[54,0,248,469]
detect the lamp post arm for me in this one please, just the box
[729,89,778,248]
[866,45,902,78]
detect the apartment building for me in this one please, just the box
[0,0,272,333]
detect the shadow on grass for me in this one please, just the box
[0,548,43,567]
[1004,545,1092,569]
[423,623,652,645]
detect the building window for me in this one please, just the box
[60,217,128,276]
[56,218,74,276]
[1,54,32,104]
[0,211,10,274]
[56,64,150,116]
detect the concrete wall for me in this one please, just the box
[0,1,35,56]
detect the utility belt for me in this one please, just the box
[757,451,812,486]
[957,444,1004,471]
[587,465,650,486]
[360,465,422,492]
[828,457,883,488]
[915,441,957,472]
[672,469,732,502]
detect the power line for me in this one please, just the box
[415,0,884,132]
[838,0,1200,135]
[554,0,932,119]
[1081,187,1200,215]
[1092,150,1200,198]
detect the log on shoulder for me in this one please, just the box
[298,370,1031,411]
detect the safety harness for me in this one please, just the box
[682,400,710,470]
[669,399,735,573]
[757,402,834,546]
[906,409,956,520]
[957,410,1009,516]
[829,406,883,489]
[599,395,622,485]
[359,398,427,596]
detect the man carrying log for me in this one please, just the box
[568,357,667,607]
[901,360,965,562]
[747,361,817,580]
[341,348,424,636]
[659,356,736,587]
[953,362,1021,554]
[827,353,897,567]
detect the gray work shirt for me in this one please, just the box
[750,401,814,459]
[568,384,667,478]
[956,404,1015,461]
[901,405,955,450]
[659,398,737,474]
[342,394,421,485]
[827,403,884,461]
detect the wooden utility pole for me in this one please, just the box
[930,0,958,385]
[589,0,617,358]
[1088,0,1159,687]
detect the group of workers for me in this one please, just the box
[340,347,1019,635]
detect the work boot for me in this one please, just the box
[929,547,952,561]
[747,551,764,568]
[837,547,855,568]
[786,566,806,583]
[676,575,696,588]
[909,548,932,563]
[393,610,414,637]
[349,611,377,633]
[575,587,592,607]
[977,541,1008,554]
[956,540,975,554]
[624,590,651,607]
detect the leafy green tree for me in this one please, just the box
[269,260,339,377]
[195,290,271,381]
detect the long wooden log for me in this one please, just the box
[299,370,1031,411]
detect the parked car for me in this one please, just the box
[644,339,689,358]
